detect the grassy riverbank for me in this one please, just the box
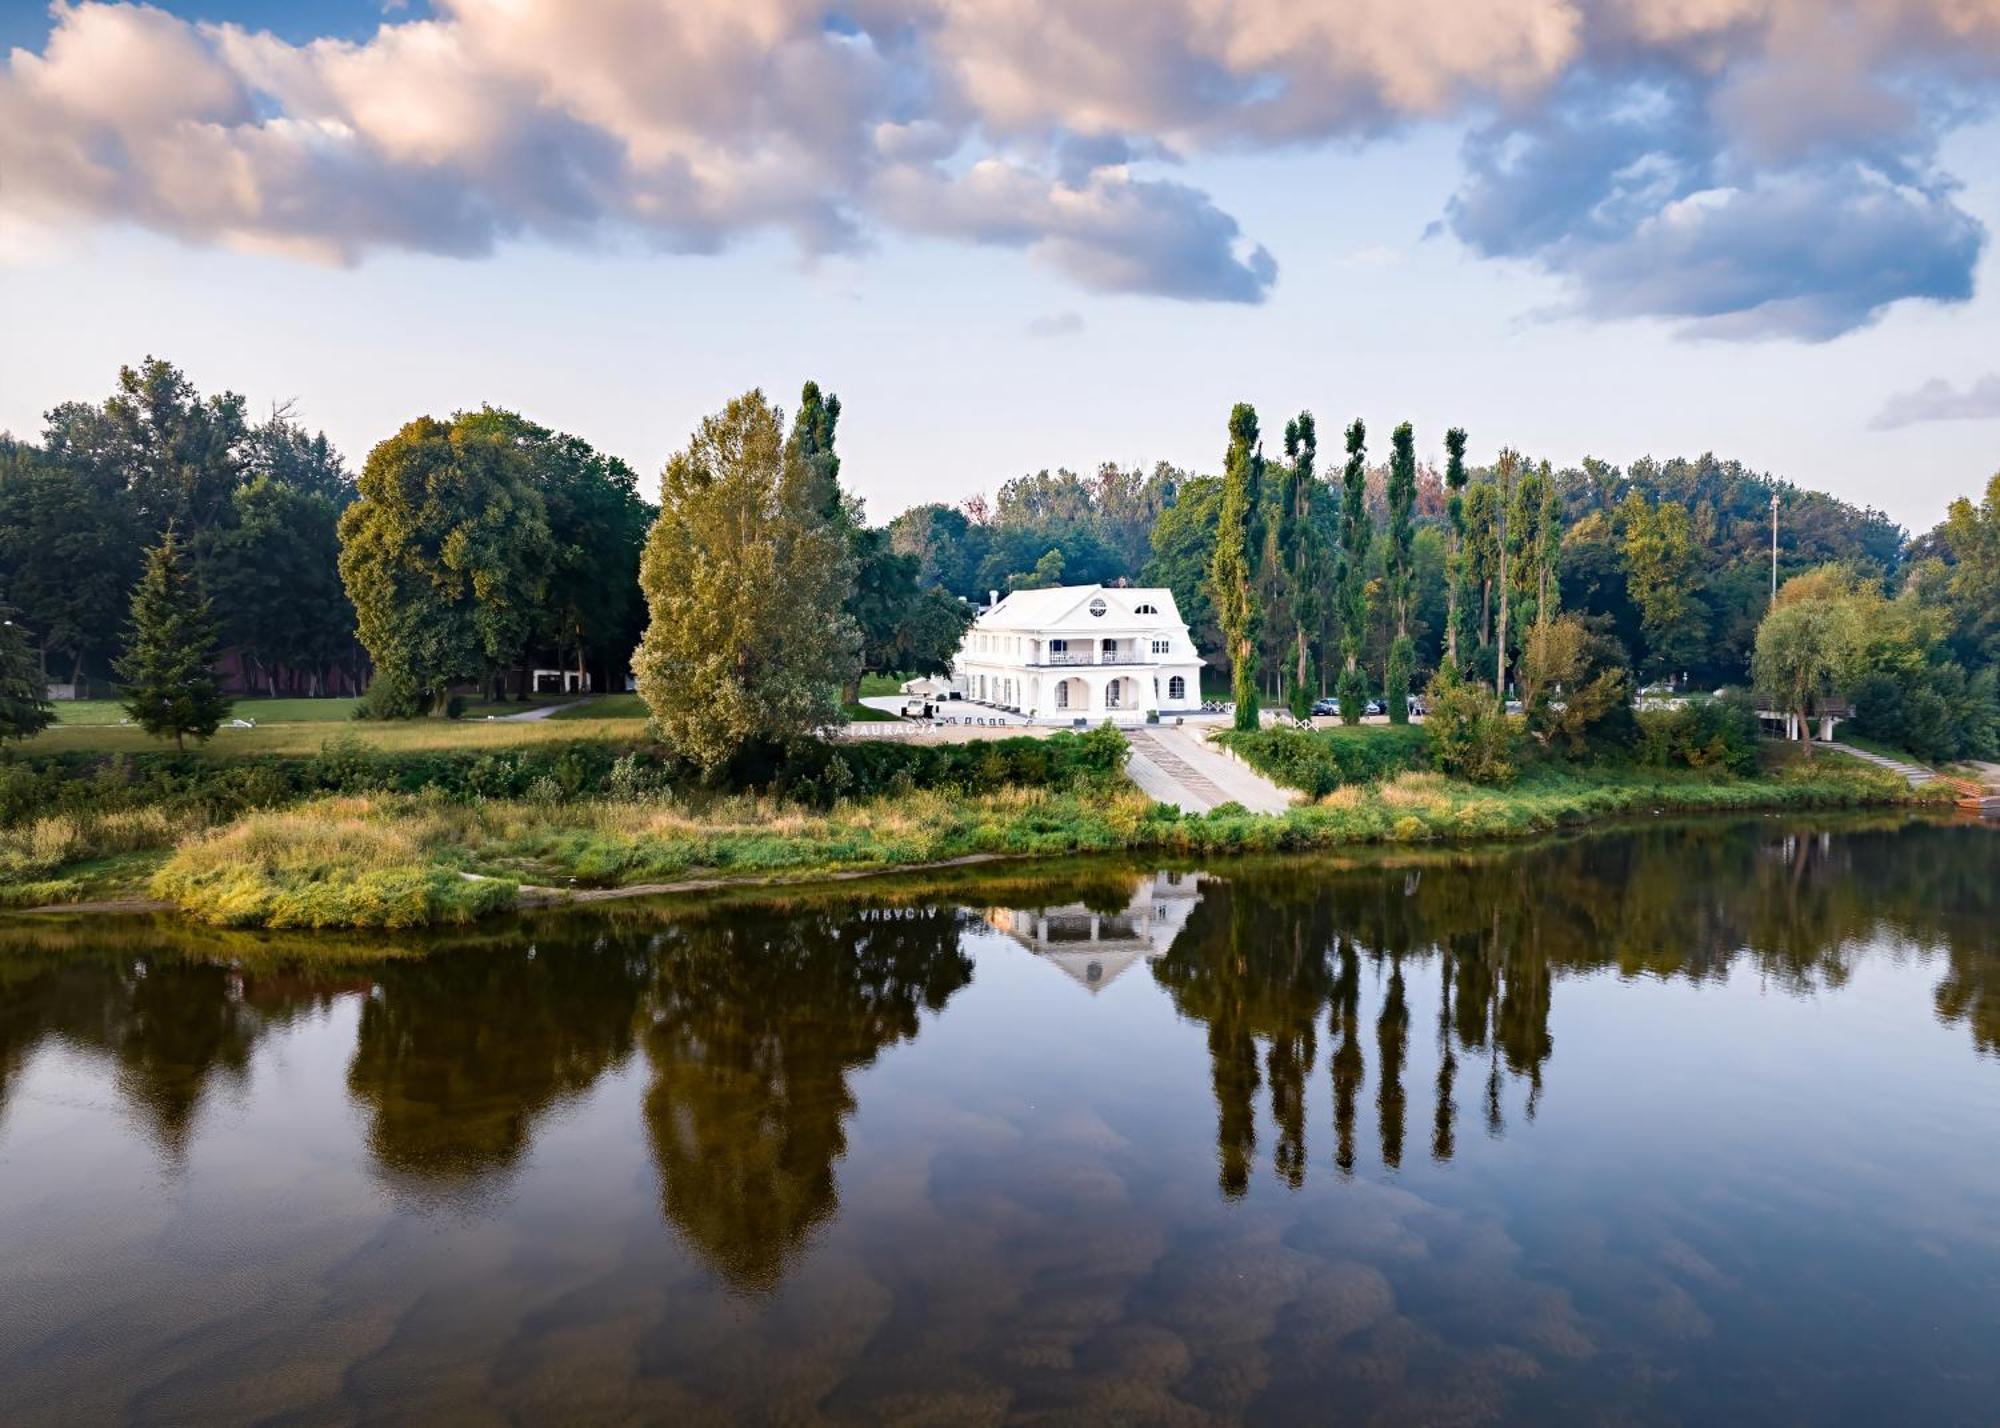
[0,752,1930,928]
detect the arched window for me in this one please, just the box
[1088,598,1107,617]
[1135,602,1158,615]
[1168,675,1186,701]
[1055,681,1070,709]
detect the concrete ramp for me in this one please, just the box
[1125,727,1294,816]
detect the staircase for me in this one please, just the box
[1827,743,1937,788]
[1124,727,1293,816]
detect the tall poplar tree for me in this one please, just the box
[116,527,231,751]
[1208,403,1262,731]
[1443,427,1470,672]
[1494,450,1521,700]
[1384,421,1417,723]
[1336,418,1372,724]
[1281,412,1320,721]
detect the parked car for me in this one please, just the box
[1364,699,1384,716]
[1311,698,1339,717]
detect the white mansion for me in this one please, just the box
[950,584,1205,724]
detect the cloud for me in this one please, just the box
[2,0,1999,323]
[1871,373,2000,429]
[1445,57,1990,340]
[1026,310,1085,338]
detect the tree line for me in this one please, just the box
[1,361,1993,764]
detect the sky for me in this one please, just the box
[3,1,1999,535]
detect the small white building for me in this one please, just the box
[981,872,1207,993]
[952,584,1205,725]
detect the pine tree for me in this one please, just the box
[1384,421,1417,723]
[0,601,54,744]
[1443,427,1470,672]
[1336,419,1372,723]
[116,527,231,752]
[1208,403,1262,731]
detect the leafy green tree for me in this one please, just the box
[1443,427,1470,672]
[888,502,985,598]
[1753,590,1860,757]
[1143,475,1224,663]
[1208,404,1263,730]
[1519,614,1632,754]
[0,440,137,688]
[1384,421,1417,723]
[0,601,53,744]
[1425,662,1514,784]
[1620,493,1704,679]
[337,411,554,716]
[1938,473,2000,668]
[43,357,248,536]
[634,390,860,773]
[1493,449,1521,699]
[1013,545,1067,590]
[1336,418,1372,723]
[788,380,845,523]
[116,528,231,751]
[848,527,973,692]
[513,421,652,694]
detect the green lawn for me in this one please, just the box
[845,702,901,722]
[52,696,361,726]
[24,713,651,757]
[550,693,647,720]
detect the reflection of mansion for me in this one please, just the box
[951,585,1205,725]
[982,872,1205,992]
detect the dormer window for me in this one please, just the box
[1088,598,1107,617]
[1135,603,1158,615]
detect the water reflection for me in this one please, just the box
[640,903,975,1290]
[0,816,1993,1254]
[981,870,1205,992]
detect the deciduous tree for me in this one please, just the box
[1336,418,1372,723]
[337,411,554,716]
[1384,421,1417,723]
[634,390,860,772]
[1208,404,1263,730]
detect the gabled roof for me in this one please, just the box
[981,584,1184,632]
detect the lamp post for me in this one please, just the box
[1770,490,1780,600]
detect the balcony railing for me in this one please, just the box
[1033,651,1155,667]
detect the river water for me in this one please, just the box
[0,814,1995,1425]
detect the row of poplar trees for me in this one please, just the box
[1205,403,1562,732]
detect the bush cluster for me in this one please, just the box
[1212,725,1431,797]
[1634,698,1760,776]
[0,725,1131,828]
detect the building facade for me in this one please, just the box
[950,584,1205,725]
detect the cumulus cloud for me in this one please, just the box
[1871,373,2000,429]
[3,0,1999,322]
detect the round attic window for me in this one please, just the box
[1088,598,1108,617]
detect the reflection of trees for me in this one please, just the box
[346,940,650,1189]
[1153,818,2000,1194]
[0,951,347,1157]
[1153,883,1336,1197]
[640,904,975,1291]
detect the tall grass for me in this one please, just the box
[140,759,1929,929]
[152,796,518,929]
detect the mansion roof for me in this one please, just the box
[975,584,1188,635]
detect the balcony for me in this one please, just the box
[1033,650,1157,668]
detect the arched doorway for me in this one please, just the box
[1054,678,1084,711]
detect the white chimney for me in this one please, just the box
[988,589,999,609]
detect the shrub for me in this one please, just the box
[1636,697,1759,775]
[1424,668,1516,785]
[1213,725,1430,797]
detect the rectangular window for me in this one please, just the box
[1152,639,1171,654]
[1050,639,1067,653]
